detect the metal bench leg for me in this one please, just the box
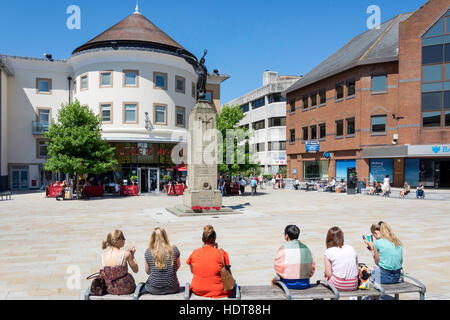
[84,284,92,300]
[275,280,291,300]
[403,274,426,300]
[133,282,145,300]
[184,282,190,300]
[321,280,340,300]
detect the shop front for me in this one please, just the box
[113,142,177,193]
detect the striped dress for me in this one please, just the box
[144,246,180,295]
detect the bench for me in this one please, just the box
[84,275,426,300]
[85,282,240,300]
[0,192,12,201]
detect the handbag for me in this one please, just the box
[219,249,235,291]
[86,270,108,296]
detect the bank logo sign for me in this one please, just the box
[432,146,450,154]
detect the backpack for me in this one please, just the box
[358,263,371,290]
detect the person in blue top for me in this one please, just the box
[251,178,258,196]
[363,221,403,284]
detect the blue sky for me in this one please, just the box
[0,0,427,103]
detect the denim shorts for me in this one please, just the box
[371,266,402,284]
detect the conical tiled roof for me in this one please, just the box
[72,12,194,57]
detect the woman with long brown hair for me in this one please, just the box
[186,225,234,298]
[363,221,403,284]
[101,230,138,295]
[324,227,359,291]
[143,227,181,295]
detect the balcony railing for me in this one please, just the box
[32,121,49,135]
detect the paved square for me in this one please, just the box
[0,188,449,300]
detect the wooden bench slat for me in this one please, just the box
[239,285,287,300]
[381,282,423,295]
[139,292,187,300]
[289,285,336,300]
[89,294,134,300]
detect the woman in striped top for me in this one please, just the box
[143,228,181,295]
[324,227,359,291]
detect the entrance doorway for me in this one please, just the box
[440,160,450,188]
[137,167,160,194]
[11,168,29,190]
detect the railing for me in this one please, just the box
[32,121,49,135]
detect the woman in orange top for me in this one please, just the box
[186,225,233,298]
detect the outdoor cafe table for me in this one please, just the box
[84,185,104,197]
[47,186,64,198]
[120,185,138,196]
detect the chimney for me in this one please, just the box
[263,70,278,86]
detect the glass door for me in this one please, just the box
[11,169,29,190]
[149,168,160,192]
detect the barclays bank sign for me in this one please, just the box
[409,145,450,157]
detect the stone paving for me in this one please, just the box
[0,187,449,300]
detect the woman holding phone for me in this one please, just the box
[363,221,403,284]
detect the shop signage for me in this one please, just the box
[118,145,171,156]
[306,141,320,153]
[408,145,450,157]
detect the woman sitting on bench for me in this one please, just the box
[324,227,359,291]
[101,230,138,295]
[143,228,181,295]
[363,221,403,285]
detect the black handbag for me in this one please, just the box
[87,270,107,296]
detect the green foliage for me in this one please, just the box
[162,175,171,181]
[44,100,118,176]
[130,175,138,182]
[217,104,259,175]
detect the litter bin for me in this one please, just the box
[347,168,357,195]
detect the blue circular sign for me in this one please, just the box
[324,152,331,159]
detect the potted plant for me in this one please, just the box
[130,175,138,185]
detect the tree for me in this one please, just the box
[216,105,259,175]
[44,100,118,198]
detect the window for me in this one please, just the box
[372,75,387,93]
[192,82,196,98]
[252,97,265,110]
[371,115,386,133]
[100,104,112,123]
[80,74,88,90]
[175,76,185,94]
[37,140,48,158]
[346,117,355,136]
[446,110,450,126]
[36,78,52,94]
[347,79,356,97]
[336,120,344,137]
[100,72,112,88]
[153,72,167,90]
[336,83,344,100]
[176,106,185,127]
[268,141,286,151]
[421,14,450,127]
[289,99,296,113]
[422,111,441,127]
[268,117,286,127]
[310,125,317,140]
[256,142,265,152]
[37,109,51,131]
[123,70,139,87]
[240,103,249,113]
[252,120,265,130]
[319,123,326,140]
[310,92,317,108]
[290,129,296,143]
[319,89,326,105]
[123,103,138,123]
[268,93,285,103]
[205,90,213,103]
[302,95,309,110]
[154,104,167,125]
[302,126,308,141]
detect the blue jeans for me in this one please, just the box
[219,185,224,196]
[371,266,402,284]
[416,190,425,198]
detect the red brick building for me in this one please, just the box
[285,0,450,189]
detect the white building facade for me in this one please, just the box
[224,71,301,174]
[0,10,228,191]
